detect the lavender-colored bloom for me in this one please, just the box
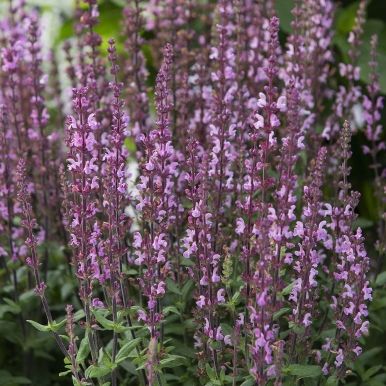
[0,3,378,385]
[103,38,131,291]
[122,1,150,148]
[134,45,178,383]
[17,159,75,371]
[64,87,102,364]
[208,0,237,228]
[323,0,367,140]
[320,122,371,375]
[290,147,327,332]
[284,0,335,141]
[362,35,385,264]
[65,88,101,288]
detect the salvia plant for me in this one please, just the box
[0,0,384,385]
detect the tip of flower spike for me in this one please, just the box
[162,43,174,61]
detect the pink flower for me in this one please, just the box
[303,313,312,327]
[192,203,201,218]
[224,335,232,346]
[277,95,287,112]
[92,298,104,308]
[334,349,344,368]
[217,289,225,303]
[196,296,206,309]
[235,218,245,235]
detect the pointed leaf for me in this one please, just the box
[76,336,90,363]
[85,365,111,379]
[50,318,67,332]
[163,306,180,316]
[240,376,255,386]
[283,364,322,379]
[159,354,186,369]
[26,320,51,332]
[166,278,182,295]
[93,311,115,330]
[115,338,142,364]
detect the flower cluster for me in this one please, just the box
[0,1,381,386]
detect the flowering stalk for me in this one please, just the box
[271,83,303,310]
[27,15,53,279]
[289,146,327,360]
[285,0,334,152]
[362,35,385,270]
[76,0,107,211]
[134,43,177,384]
[65,304,83,383]
[323,0,367,140]
[321,121,371,377]
[1,26,26,154]
[16,159,76,371]
[183,146,230,374]
[209,0,236,245]
[0,4,379,386]
[65,87,101,364]
[122,0,150,148]
[102,38,132,386]
[240,17,285,378]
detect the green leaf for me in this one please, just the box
[74,309,86,322]
[180,258,194,267]
[59,369,72,377]
[3,298,21,314]
[163,306,181,316]
[363,365,383,381]
[72,376,84,386]
[282,281,295,296]
[99,348,115,368]
[240,377,255,386]
[26,320,51,332]
[370,374,386,385]
[110,0,125,6]
[7,376,31,385]
[93,311,115,330]
[273,307,291,321]
[288,321,305,335]
[0,370,31,385]
[94,4,124,53]
[0,304,20,318]
[181,279,195,301]
[113,323,127,333]
[85,365,111,379]
[283,364,322,379]
[367,381,386,386]
[115,338,142,364]
[220,323,232,336]
[159,354,186,369]
[354,217,374,229]
[166,278,182,295]
[205,381,221,386]
[61,282,75,299]
[76,336,90,363]
[326,375,339,386]
[50,318,67,332]
[124,137,136,153]
[375,272,386,286]
[231,291,241,303]
[205,364,217,381]
[275,0,295,33]
[357,347,383,364]
[335,2,359,35]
